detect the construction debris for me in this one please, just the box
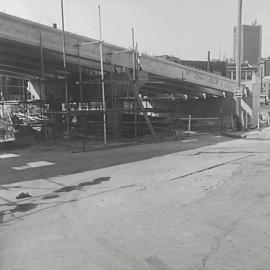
[16,192,32,199]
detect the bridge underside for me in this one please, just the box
[0,26,237,142]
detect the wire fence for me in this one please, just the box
[1,99,239,151]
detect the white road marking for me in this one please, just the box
[182,139,198,143]
[12,161,55,170]
[0,153,20,159]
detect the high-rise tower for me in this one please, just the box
[233,23,262,65]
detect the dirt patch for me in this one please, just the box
[54,186,79,193]
[78,177,111,187]
[0,203,38,223]
[12,203,37,213]
[53,177,111,193]
[42,194,60,200]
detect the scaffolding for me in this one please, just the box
[0,5,236,150]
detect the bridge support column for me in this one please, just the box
[250,76,260,127]
[240,74,260,128]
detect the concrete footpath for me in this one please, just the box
[1,128,270,269]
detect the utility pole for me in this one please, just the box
[61,0,70,148]
[132,27,138,139]
[98,5,107,145]
[236,0,243,130]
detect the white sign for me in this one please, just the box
[234,87,242,98]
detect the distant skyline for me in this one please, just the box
[1,0,270,60]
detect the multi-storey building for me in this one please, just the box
[233,23,262,65]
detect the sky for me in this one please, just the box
[1,0,270,60]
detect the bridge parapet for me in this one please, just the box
[139,55,237,93]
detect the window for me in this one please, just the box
[247,71,252,80]
[241,71,246,80]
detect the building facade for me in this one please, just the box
[226,62,257,82]
[264,57,270,76]
[263,76,270,98]
[233,24,262,65]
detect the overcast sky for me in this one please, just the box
[1,0,270,60]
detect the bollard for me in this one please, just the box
[188,115,191,135]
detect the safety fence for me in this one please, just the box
[2,99,238,151]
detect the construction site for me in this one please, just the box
[0,11,259,151]
[3,2,270,269]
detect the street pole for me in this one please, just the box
[236,0,243,130]
[77,45,83,103]
[132,27,138,139]
[98,5,107,145]
[61,0,70,147]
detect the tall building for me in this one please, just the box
[264,57,270,76]
[233,24,262,65]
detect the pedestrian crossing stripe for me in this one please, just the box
[12,161,55,170]
[0,153,20,159]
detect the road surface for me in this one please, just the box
[1,130,270,269]
[0,134,230,184]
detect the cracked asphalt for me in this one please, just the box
[1,129,270,270]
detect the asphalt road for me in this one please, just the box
[2,129,270,269]
[0,134,231,185]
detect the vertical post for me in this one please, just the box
[77,44,86,150]
[236,0,243,130]
[257,112,260,129]
[77,44,83,103]
[241,110,244,129]
[39,28,46,101]
[39,28,48,143]
[132,28,138,139]
[188,114,191,135]
[0,76,3,117]
[98,5,107,145]
[207,51,211,72]
[61,0,70,148]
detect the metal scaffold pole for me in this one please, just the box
[132,27,138,139]
[76,44,86,151]
[98,5,107,145]
[39,28,48,144]
[39,28,46,101]
[61,0,70,148]
[77,44,83,103]
[236,0,243,130]
[0,76,4,116]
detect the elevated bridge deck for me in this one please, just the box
[0,12,236,98]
